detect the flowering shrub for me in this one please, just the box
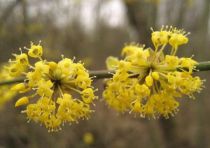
[1,26,204,132]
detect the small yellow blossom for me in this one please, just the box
[82,88,95,104]
[103,26,203,118]
[151,26,189,55]
[106,56,119,70]
[15,97,29,107]
[151,30,169,48]
[28,42,43,58]
[145,75,153,87]
[6,49,29,77]
[165,55,179,68]
[0,64,17,108]
[8,42,96,132]
[8,63,25,77]
[36,80,53,97]
[11,83,26,92]
[169,33,188,49]
[83,132,94,145]
[132,101,142,113]
[14,53,29,66]
[151,72,159,80]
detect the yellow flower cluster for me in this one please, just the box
[8,42,96,132]
[0,64,17,108]
[103,26,203,119]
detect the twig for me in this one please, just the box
[0,61,210,86]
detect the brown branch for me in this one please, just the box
[0,61,210,86]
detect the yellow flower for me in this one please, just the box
[106,56,119,70]
[0,64,17,108]
[103,26,203,119]
[15,97,29,107]
[7,63,26,77]
[6,49,29,77]
[151,30,169,48]
[145,75,153,87]
[36,80,53,97]
[169,33,188,49]
[165,55,179,68]
[11,83,26,92]
[132,101,143,113]
[82,88,96,104]
[8,42,96,132]
[151,26,189,55]
[83,132,94,145]
[14,53,29,66]
[28,42,43,58]
[151,72,159,80]
[34,61,50,74]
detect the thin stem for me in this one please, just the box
[89,70,114,79]
[0,77,24,85]
[0,61,210,86]
[195,61,210,71]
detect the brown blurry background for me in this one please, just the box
[0,0,210,148]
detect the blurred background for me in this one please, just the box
[0,0,210,147]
